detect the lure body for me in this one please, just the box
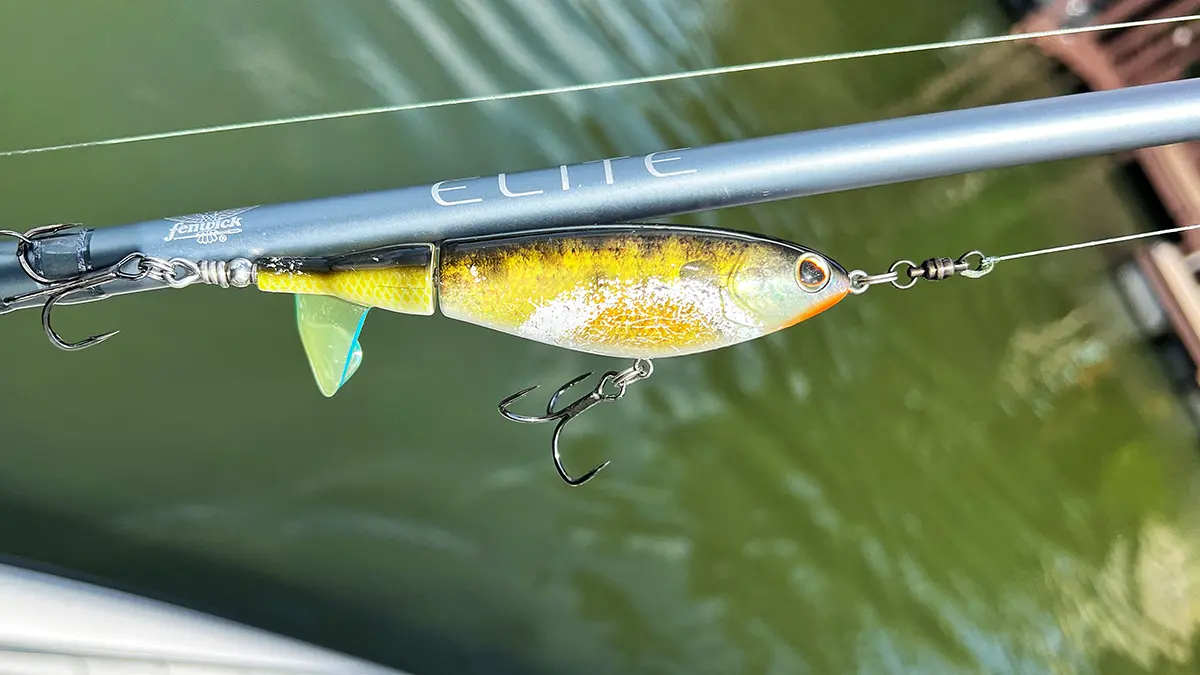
[253,225,851,395]
[438,227,850,358]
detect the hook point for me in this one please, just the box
[560,459,611,487]
[498,385,545,423]
[56,329,119,352]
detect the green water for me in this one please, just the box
[3,1,1200,673]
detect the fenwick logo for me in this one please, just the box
[163,206,258,245]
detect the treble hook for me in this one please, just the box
[498,358,654,486]
[2,248,152,350]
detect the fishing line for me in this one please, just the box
[993,222,1200,263]
[1,13,1196,159]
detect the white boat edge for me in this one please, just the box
[0,561,413,674]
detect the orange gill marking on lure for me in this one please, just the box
[780,286,850,329]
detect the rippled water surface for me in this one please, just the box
[2,1,1200,673]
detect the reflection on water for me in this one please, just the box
[0,1,1199,674]
[1044,515,1200,669]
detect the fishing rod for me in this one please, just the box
[2,78,1199,310]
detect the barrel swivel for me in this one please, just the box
[848,250,996,294]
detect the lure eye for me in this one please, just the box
[796,254,830,293]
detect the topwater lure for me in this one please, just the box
[1,222,872,485]
[6,219,1200,485]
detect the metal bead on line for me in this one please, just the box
[195,258,256,288]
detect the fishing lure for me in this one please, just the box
[3,220,1198,485]
[257,225,856,485]
[0,221,988,485]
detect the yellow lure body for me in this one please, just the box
[256,244,436,315]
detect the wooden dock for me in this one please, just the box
[1013,1,1200,382]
